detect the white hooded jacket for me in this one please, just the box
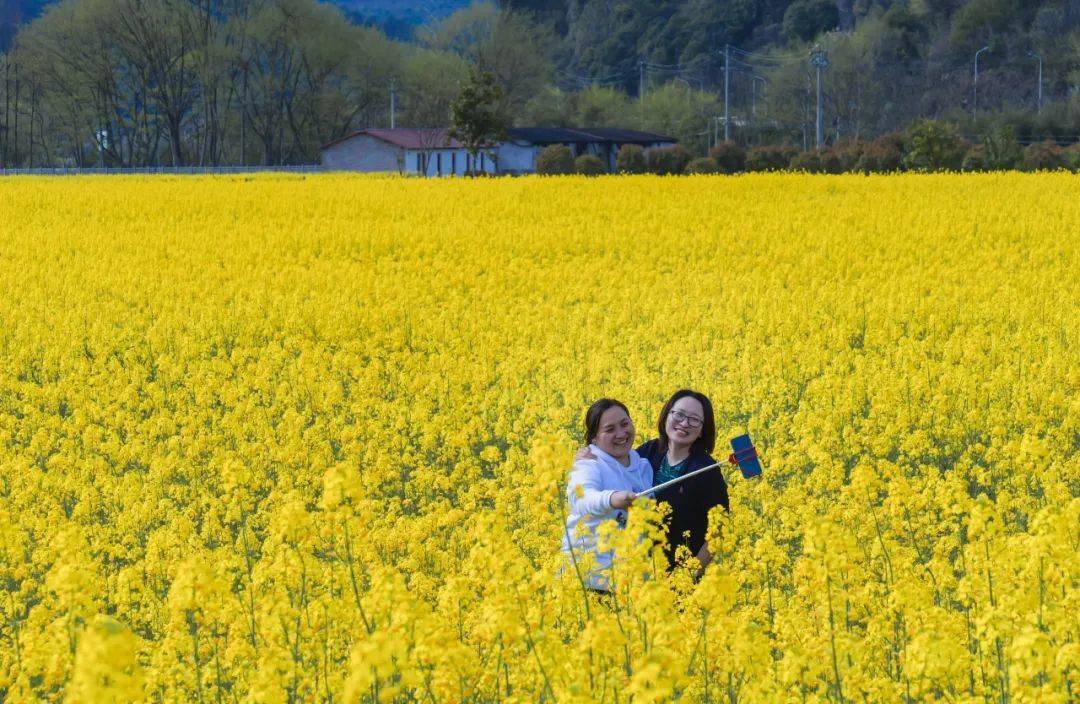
[560,444,654,591]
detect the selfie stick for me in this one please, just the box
[636,434,761,497]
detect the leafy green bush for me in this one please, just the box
[902,120,967,172]
[685,157,719,174]
[615,144,647,174]
[536,145,574,175]
[746,145,797,172]
[574,154,606,176]
[832,140,868,172]
[708,141,746,174]
[790,150,823,173]
[1064,144,1080,172]
[962,145,990,172]
[979,125,1023,170]
[646,145,691,175]
[1021,140,1066,171]
[819,148,844,174]
[855,133,905,173]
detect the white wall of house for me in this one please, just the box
[404,149,497,176]
[321,135,402,172]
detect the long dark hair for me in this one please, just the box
[584,398,630,444]
[657,389,716,456]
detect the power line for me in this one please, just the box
[728,46,807,65]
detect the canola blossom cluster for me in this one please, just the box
[0,173,1077,703]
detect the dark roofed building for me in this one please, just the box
[498,127,676,174]
[505,127,675,145]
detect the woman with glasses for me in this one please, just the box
[636,389,728,572]
[576,389,728,573]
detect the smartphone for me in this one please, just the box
[730,434,762,479]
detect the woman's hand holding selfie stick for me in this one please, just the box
[637,435,762,497]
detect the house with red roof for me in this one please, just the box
[319,127,676,175]
[320,128,495,176]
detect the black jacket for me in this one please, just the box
[637,439,729,567]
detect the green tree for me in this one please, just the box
[902,119,967,171]
[949,0,1022,51]
[979,124,1022,169]
[666,0,761,62]
[519,86,573,126]
[450,67,509,173]
[422,2,497,57]
[637,81,717,155]
[573,86,631,127]
[425,4,554,118]
[477,9,555,115]
[783,0,840,43]
[400,48,471,128]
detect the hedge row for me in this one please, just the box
[534,120,1080,175]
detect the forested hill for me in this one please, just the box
[6,0,1078,60]
[511,0,1079,79]
[0,0,473,47]
[1,0,1077,168]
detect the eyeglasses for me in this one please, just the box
[669,409,703,428]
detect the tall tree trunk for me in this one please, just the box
[240,68,247,166]
[168,113,183,165]
[27,88,34,168]
[12,63,18,166]
[3,61,9,167]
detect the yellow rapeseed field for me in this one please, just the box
[0,173,1077,703]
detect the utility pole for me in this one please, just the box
[637,60,646,126]
[810,46,828,149]
[723,44,731,141]
[1028,51,1043,114]
[973,45,989,122]
[389,78,397,129]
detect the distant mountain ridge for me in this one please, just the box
[0,0,472,49]
[337,0,472,39]
[1,0,53,50]
[338,0,470,17]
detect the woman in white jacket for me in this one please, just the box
[561,398,654,592]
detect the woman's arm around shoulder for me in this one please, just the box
[635,438,657,455]
[635,438,660,467]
